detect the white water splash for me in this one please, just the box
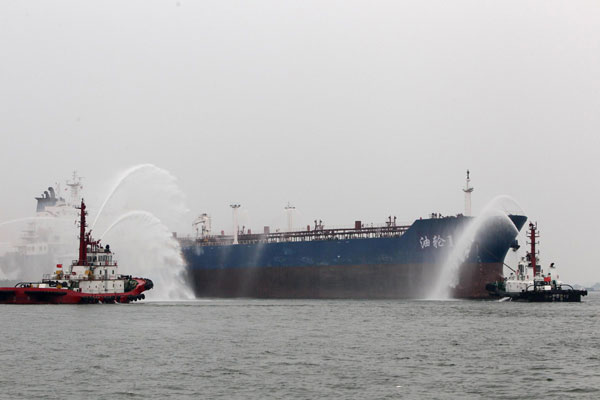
[90,165,192,300]
[0,217,56,229]
[92,164,153,229]
[100,210,162,239]
[428,196,522,299]
[92,164,187,230]
[100,210,193,301]
[481,195,524,216]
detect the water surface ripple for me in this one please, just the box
[1,294,599,399]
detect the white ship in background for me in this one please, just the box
[0,172,83,281]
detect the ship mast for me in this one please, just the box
[285,202,295,232]
[77,199,88,266]
[527,222,540,276]
[230,204,241,245]
[462,170,474,216]
[66,171,83,206]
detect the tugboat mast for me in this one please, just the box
[77,199,88,266]
[463,170,474,216]
[528,222,539,276]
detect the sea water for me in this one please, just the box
[1,293,599,399]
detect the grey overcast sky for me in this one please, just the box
[0,1,599,283]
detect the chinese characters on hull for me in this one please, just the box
[420,235,454,249]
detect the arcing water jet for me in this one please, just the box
[101,210,192,300]
[428,195,524,299]
[100,210,163,239]
[91,165,191,300]
[92,164,187,230]
[0,217,55,229]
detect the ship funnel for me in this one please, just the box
[44,190,49,198]
[48,187,55,198]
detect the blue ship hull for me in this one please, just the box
[181,215,527,299]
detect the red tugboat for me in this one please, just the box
[0,200,153,304]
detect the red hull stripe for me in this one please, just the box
[0,279,150,304]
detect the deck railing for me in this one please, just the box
[179,224,410,247]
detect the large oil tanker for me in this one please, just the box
[180,173,527,299]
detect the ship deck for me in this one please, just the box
[179,224,411,247]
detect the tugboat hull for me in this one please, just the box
[485,282,588,302]
[515,289,587,302]
[0,278,153,304]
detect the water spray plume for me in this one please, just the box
[92,164,155,229]
[100,210,162,239]
[92,164,186,229]
[0,217,56,229]
[91,165,192,300]
[101,210,193,300]
[428,195,523,300]
[482,195,524,217]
